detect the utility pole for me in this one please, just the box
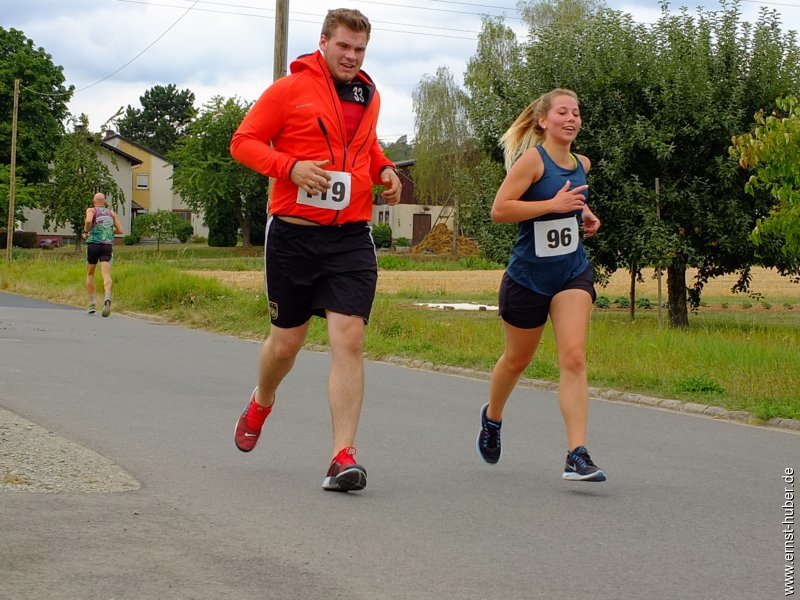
[274,0,289,81]
[5,79,20,261]
[267,0,289,213]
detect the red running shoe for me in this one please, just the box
[322,446,367,492]
[234,387,272,452]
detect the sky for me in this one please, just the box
[3,0,798,143]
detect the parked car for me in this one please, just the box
[38,237,60,249]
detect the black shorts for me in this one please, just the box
[264,217,378,328]
[86,243,113,265]
[499,266,596,329]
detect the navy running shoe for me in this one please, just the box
[476,403,502,464]
[562,446,606,482]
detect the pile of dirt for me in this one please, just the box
[411,224,480,256]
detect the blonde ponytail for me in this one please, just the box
[499,88,579,171]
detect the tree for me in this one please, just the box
[520,0,606,32]
[380,135,413,161]
[0,27,72,183]
[0,166,40,229]
[115,84,197,156]
[413,66,480,254]
[459,0,800,327]
[131,210,190,250]
[39,116,125,248]
[170,96,267,247]
[731,96,800,255]
[459,18,527,263]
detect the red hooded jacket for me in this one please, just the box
[230,50,395,225]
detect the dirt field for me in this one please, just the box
[193,267,800,301]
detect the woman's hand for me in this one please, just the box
[550,180,589,214]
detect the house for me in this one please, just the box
[22,141,142,244]
[102,131,209,238]
[372,159,455,245]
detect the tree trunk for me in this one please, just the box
[667,264,689,328]
[240,214,251,248]
[629,266,636,321]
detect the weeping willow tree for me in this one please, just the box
[412,66,479,254]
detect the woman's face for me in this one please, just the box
[540,95,581,143]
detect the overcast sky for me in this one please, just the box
[3,0,798,143]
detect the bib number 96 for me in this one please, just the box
[534,217,579,257]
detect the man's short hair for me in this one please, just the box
[321,8,371,42]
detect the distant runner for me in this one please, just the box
[82,192,122,317]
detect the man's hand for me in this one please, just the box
[290,160,332,195]
[379,168,402,205]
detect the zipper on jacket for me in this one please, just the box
[317,117,335,166]
[350,123,373,167]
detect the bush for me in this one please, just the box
[191,235,207,244]
[11,231,38,248]
[176,220,194,243]
[123,234,140,245]
[372,223,392,248]
[614,296,630,308]
[395,237,410,247]
[478,222,515,264]
[595,295,611,309]
[636,297,653,309]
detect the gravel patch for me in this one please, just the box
[0,406,140,493]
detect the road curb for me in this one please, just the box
[366,351,800,434]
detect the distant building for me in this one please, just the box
[22,140,142,244]
[103,131,208,238]
[372,159,455,245]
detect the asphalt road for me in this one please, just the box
[1,291,797,600]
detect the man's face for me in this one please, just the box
[320,25,368,83]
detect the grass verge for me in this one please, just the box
[1,250,798,421]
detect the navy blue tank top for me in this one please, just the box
[505,145,590,296]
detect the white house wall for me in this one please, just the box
[371,204,454,242]
[21,149,134,239]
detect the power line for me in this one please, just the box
[115,0,508,37]
[22,0,201,98]
[739,0,800,9]
[426,0,519,11]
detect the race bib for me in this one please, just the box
[534,217,579,257]
[296,171,351,211]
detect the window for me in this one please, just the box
[173,210,191,222]
[136,174,150,189]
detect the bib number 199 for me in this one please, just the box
[296,171,351,211]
